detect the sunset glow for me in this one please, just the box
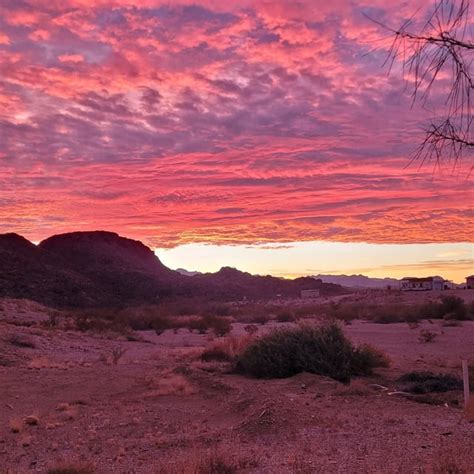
[1,0,472,279]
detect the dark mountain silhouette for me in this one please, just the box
[0,233,99,307]
[0,231,344,308]
[191,267,333,300]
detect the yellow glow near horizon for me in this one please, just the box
[155,241,474,283]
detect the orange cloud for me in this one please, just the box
[0,0,471,250]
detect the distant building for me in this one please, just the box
[301,289,320,299]
[400,276,445,291]
[467,275,474,289]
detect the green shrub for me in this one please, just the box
[235,323,388,383]
[153,315,173,335]
[276,311,296,322]
[210,316,232,337]
[439,296,467,320]
[398,371,463,393]
[189,315,232,337]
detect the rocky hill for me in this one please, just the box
[0,231,344,308]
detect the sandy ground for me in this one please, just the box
[1,298,473,473]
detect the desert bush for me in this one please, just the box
[233,305,270,325]
[210,317,232,337]
[243,324,258,335]
[398,371,463,393]
[294,304,324,319]
[197,453,237,474]
[189,315,232,337]
[276,311,296,323]
[235,323,387,383]
[202,304,231,317]
[327,302,366,322]
[371,308,404,324]
[40,311,59,329]
[439,295,467,320]
[249,313,270,325]
[6,333,36,348]
[188,317,209,334]
[418,329,438,343]
[74,309,129,333]
[153,315,173,335]
[442,314,462,327]
[413,301,440,320]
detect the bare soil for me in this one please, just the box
[0,298,473,473]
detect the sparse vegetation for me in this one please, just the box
[153,372,195,396]
[47,463,94,474]
[322,296,473,324]
[9,417,22,433]
[111,347,126,365]
[399,371,463,393]
[418,329,438,343]
[235,323,388,382]
[430,448,472,474]
[157,450,240,474]
[243,324,258,335]
[189,315,232,337]
[276,311,296,322]
[351,344,391,375]
[6,333,36,348]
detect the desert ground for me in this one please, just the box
[1,293,474,473]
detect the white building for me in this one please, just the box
[400,276,445,291]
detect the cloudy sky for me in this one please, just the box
[0,0,472,281]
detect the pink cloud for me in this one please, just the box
[58,54,85,63]
[0,0,472,248]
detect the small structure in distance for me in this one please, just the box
[466,275,474,290]
[400,276,446,291]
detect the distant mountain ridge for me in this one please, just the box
[0,231,344,308]
[313,274,400,289]
[176,268,202,277]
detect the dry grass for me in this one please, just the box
[28,356,70,370]
[24,414,39,426]
[201,335,253,362]
[9,417,23,433]
[47,460,95,474]
[6,333,36,348]
[145,371,196,397]
[55,403,78,421]
[156,446,254,474]
[334,380,372,396]
[429,447,473,474]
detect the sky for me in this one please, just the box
[0,0,472,282]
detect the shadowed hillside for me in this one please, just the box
[0,231,344,308]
